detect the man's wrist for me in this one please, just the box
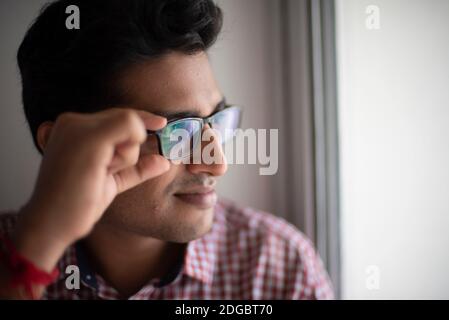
[13,205,71,273]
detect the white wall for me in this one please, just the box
[0,1,278,215]
[336,0,449,299]
[0,0,46,211]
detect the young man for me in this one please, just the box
[0,0,333,299]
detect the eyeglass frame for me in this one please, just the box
[146,104,242,160]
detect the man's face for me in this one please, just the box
[101,51,227,243]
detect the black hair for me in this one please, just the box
[17,0,223,152]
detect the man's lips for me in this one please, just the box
[174,187,217,209]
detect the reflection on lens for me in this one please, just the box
[210,107,241,144]
[155,106,241,161]
[160,120,201,160]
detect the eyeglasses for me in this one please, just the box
[145,105,242,161]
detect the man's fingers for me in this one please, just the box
[134,110,167,131]
[96,109,166,148]
[95,109,146,147]
[107,142,140,175]
[112,154,170,194]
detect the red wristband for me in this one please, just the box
[0,234,59,299]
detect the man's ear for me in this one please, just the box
[36,121,54,153]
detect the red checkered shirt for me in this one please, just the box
[0,199,334,300]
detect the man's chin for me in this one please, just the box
[101,198,216,243]
[170,207,215,243]
[170,224,213,243]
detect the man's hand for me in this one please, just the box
[1,108,169,298]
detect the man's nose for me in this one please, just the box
[186,124,228,177]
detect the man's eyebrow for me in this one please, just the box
[154,98,227,120]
